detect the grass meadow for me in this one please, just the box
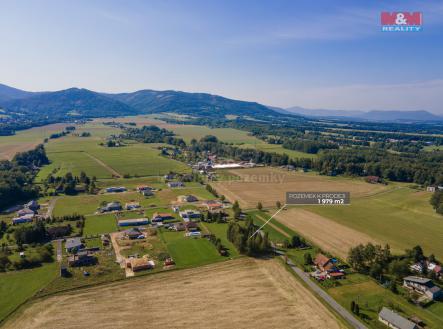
[304,187,443,258]
[0,263,58,323]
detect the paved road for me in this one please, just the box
[286,258,367,329]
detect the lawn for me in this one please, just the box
[304,187,443,258]
[83,214,118,236]
[160,230,225,267]
[327,279,443,328]
[0,263,58,323]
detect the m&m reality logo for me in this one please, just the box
[381,12,422,32]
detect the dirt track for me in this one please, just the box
[275,208,376,259]
[213,168,387,208]
[4,258,343,329]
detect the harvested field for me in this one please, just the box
[275,208,376,259]
[213,167,388,208]
[5,258,343,329]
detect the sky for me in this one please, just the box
[0,0,442,113]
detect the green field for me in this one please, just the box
[0,263,57,323]
[239,142,317,159]
[304,187,443,258]
[83,214,118,236]
[171,125,260,144]
[160,230,225,267]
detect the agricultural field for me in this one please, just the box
[37,134,190,181]
[3,258,344,329]
[239,142,318,159]
[0,263,58,323]
[0,123,68,160]
[214,167,443,259]
[275,208,376,259]
[304,187,443,258]
[213,167,388,208]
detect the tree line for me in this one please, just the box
[0,145,49,210]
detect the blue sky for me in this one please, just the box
[1,0,442,113]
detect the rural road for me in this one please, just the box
[46,197,58,219]
[285,258,368,329]
[55,239,62,262]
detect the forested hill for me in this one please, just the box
[0,84,281,122]
[104,89,277,118]
[0,88,136,118]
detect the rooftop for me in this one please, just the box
[379,307,417,329]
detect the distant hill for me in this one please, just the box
[0,88,137,118]
[0,83,35,101]
[105,90,277,118]
[0,84,279,120]
[285,106,443,122]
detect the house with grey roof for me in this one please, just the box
[403,276,443,301]
[378,307,418,329]
[65,237,84,253]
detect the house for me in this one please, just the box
[25,200,40,211]
[314,254,337,272]
[428,263,443,276]
[164,173,176,180]
[427,186,436,193]
[173,222,186,231]
[179,209,201,222]
[152,212,174,222]
[68,251,97,267]
[410,263,424,273]
[17,208,34,217]
[100,202,122,213]
[124,228,144,239]
[184,221,199,231]
[164,258,175,266]
[12,214,34,225]
[142,190,154,196]
[204,200,224,211]
[378,307,418,329]
[126,257,155,272]
[105,186,127,193]
[125,202,141,210]
[137,185,153,192]
[403,276,443,301]
[185,231,201,237]
[177,195,198,203]
[168,181,184,188]
[118,218,149,227]
[65,238,84,253]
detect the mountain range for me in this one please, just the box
[283,106,443,122]
[0,84,276,120]
[0,83,441,123]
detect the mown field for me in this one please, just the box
[36,135,190,181]
[3,259,344,329]
[0,263,58,323]
[305,187,443,258]
[214,167,443,259]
